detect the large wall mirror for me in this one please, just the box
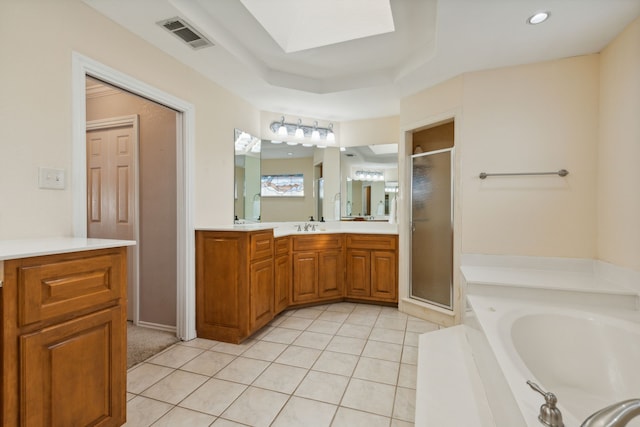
[234,129,398,223]
[340,144,398,221]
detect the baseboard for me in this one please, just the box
[136,320,177,334]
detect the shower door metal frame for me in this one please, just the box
[409,147,455,310]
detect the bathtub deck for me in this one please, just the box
[415,325,495,427]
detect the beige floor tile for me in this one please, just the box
[278,316,314,330]
[403,331,420,347]
[325,335,366,355]
[142,369,208,404]
[252,325,275,340]
[241,340,288,361]
[331,407,391,427]
[294,370,349,404]
[351,304,382,315]
[341,378,396,417]
[211,419,247,426]
[211,340,256,356]
[292,331,333,350]
[220,386,289,427]
[391,418,415,427]
[325,302,357,313]
[312,350,359,376]
[148,345,204,369]
[393,387,416,422]
[272,396,337,427]
[180,350,236,376]
[214,356,270,384]
[401,345,418,365]
[362,340,403,362]
[127,392,136,401]
[179,378,246,416]
[124,396,172,427]
[344,313,379,327]
[374,316,408,331]
[369,327,406,344]
[379,307,409,319]
[397,364,417,389]
[306,319,342,335]
[336,323,372,339]
[151,406,216,426]
[252,362,308,394]
[127,363,174,394]
[275,345,322,368]
[406,319,439,333]
[317,311,349,323]
[289,307,324,319]
[179,337,219,350]
[353,356,400,385]
[262,327,302,344]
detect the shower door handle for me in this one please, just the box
[411,222,416,232]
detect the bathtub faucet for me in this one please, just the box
[581,399,640,427]
[527,381,564,427]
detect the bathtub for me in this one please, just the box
[465,295,640,427]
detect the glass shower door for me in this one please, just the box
[410,148,453,309]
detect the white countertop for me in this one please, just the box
[196,221,398,237]
[0,237,136,261]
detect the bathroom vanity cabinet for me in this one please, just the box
[196,230,275,344]
[290,234,345,305]
[345,234,398,303]
[274,237,291,315]
[195,229,398,343]
[1,244,129,427]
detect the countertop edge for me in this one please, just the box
[0,237,136,261]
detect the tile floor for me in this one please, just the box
[125,302,441,426]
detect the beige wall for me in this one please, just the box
[461,55,599,257]
[340,116,400,147]
[0,0,259,239]
[598,17,640,271]
[261,157,315,222]
[87,88,178,327]
[401,57,599,259]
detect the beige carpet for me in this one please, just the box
[127,322,180,368]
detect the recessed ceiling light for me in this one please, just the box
[527,11,550,25]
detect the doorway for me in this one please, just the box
[86,77,178,332]
[72,52,197,341]
[409,121,454,310]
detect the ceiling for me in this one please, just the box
[83,0,640,122]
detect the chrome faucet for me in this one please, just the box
[527,381,564,427]
[581,399,640,427]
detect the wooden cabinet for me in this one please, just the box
[1,247,127,427]
[196,230,274,343]
[346,234,398,303]
[274,237,291,315]
[290,234,344,305]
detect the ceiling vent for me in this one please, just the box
[157,17,213,50]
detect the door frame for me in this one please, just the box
[86,115,141,325]
[71,52,196,340]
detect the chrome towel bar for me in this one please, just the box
[479,169,568,179]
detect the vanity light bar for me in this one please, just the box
[270,116,335,142]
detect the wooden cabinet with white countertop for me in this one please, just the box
[0,238,133,427]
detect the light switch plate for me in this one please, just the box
[39,167,66,190]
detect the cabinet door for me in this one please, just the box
[292,252,318,303]
[274,253,291,314]
[318,250,344,298]
[345,249,370,297]
[250,258,274,331]
[20,306,125,427]
[371,250,398,301]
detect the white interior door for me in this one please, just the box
[87,116,139,321]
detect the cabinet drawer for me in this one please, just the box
[346,234,397,250]
[275,237,290,255]
[292,234,343,251]
[16,249,125,326]
[250,231,274,260]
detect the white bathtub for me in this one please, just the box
[465,295,640,427]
